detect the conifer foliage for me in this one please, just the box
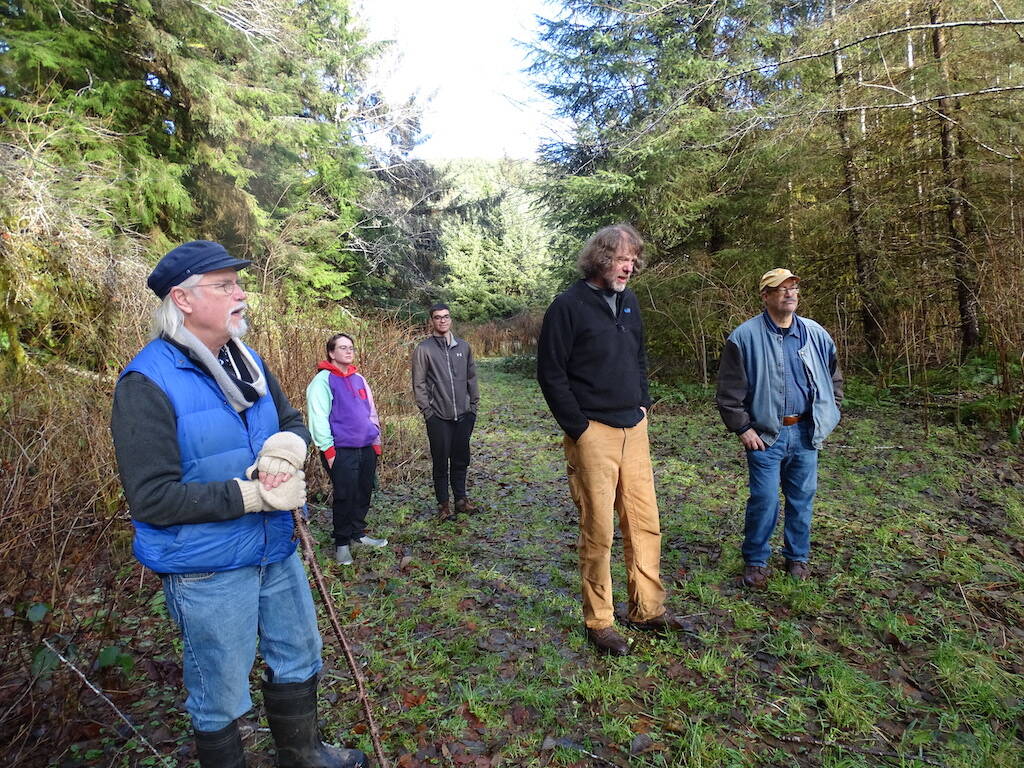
[1,0,373,366]
[531,0,1024,377]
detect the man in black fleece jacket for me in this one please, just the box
[538,224,685,656]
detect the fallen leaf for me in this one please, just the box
[401,689,426,709]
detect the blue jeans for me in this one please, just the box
[162,552,322,731]
[743,422,818,567]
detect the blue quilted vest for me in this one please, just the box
[121,339,297,573]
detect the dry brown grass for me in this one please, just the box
[458,311,543,358]
[0,280,426,764]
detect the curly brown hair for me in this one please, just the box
[576,223,646,280]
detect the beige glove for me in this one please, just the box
[235,471,306,512]
[246,431,307,480]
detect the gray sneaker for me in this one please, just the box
[334,545,353,565]
[354,535,388,548]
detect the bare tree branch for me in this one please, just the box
[635,18,1024,145]
[990,0,1024,43]
[801,83,1024,117]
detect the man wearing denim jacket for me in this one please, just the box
[715,269,843,589]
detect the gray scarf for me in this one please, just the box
[168,326,267,412]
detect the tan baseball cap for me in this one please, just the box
[759,268,800,292]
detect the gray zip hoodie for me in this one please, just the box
[411,332,479,420]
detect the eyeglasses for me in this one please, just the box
[194,280,246,296]
[432,314,451,321]
[768,285,800,295]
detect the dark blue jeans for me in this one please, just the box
[743,421,818,567]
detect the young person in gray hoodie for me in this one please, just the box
[411,303,479,518]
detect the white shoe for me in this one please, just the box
[355,535,388,548]
[334,545,353,565]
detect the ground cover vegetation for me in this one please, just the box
[7,362,1024,767]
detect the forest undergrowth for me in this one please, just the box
[6,360,1023,767]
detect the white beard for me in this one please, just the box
[230,317,249,337]
[227,305,248,338]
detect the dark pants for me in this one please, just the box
[425,413,476,504]
[321,446,377,546]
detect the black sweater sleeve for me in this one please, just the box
[266,367,311,444]
[715,339,752,433]
[638,307,651,410]
[537,296,590,440]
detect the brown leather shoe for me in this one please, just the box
[586,626,630,656]
[742,565,770,589]
[627,612,693,634]
[454,497,477,514]
[785,559,810,580]
[438,501,452,520]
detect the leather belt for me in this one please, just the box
[782,414,806,426]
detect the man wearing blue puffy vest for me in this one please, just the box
[111,241,367,768]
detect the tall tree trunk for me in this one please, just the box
[832,4,883,357]
[906,13,926,242]
[930,2,982,357]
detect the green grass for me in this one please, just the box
[67,360,1024,767]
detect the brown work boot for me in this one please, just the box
[438,501,452,520]
[742,564,770,590]
[785,559,810,580]
[454,497,477,514]
[585,626,630,656]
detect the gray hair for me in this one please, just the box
[577,223,646,280]
[150,273,202,340]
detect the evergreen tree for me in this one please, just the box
[1,1,374,331]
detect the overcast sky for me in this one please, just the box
[357,0,569,161]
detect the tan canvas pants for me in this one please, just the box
[564,418,665,630]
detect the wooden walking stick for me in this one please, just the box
[292,510,390,768]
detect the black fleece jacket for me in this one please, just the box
[537,280,651,440]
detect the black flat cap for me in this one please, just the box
[147,241,251,299]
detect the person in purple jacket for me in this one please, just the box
[306,333,388,565]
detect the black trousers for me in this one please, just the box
[321,446,377,546]
[425,413,476,504]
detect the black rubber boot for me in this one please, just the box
[263,674,369,768]
[195,720,247,768]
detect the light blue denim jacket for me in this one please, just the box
[716,313,843,449]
